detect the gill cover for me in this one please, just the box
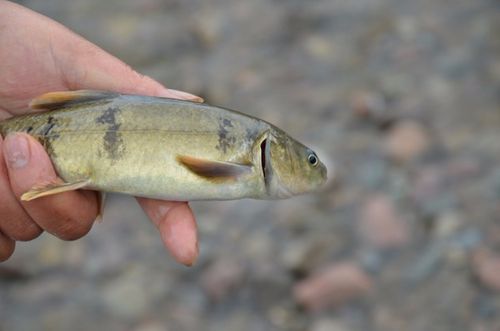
[254,130,293,198]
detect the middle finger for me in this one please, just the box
[0,135,41,241]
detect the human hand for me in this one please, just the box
[0,0,200,265]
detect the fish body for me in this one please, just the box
[0,91,327,201]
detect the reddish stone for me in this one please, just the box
[358,194,410,249]
[293,262,373,311]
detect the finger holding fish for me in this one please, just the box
[2,133,98,241]
[0,231,15,262]
[0,135,43,241]
[138,198,199,266]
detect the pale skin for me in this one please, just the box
[0,0,201,265]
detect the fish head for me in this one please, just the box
[257,128,327,198]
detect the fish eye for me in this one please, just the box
[308,153,318,166]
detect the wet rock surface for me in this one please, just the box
[2,0,500,330]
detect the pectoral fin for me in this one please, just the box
[30,90,118,110]
[21,179,90,201]
[177,155,252,180]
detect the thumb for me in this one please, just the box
[60,47,202,101]
[52,31,203,101]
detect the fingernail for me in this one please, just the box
[161,88,204,103]
[168,224,199,267]
[178,238,199,267]
[4,133,30,169]
[179,243,199,267]
[188,241,200,267]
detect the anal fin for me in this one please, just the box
[21,179,90,201]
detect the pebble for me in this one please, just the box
[351,91,388,123]
[408,228,483,284]
[433,212,463,238]
[311,318,349,331]
[201,258,245,302]
[358,194,410,249]
[101,267,170,318]
[406,241,446,285]
[190,11,224,49]
[268,306,296,329]
[384,120,431,163]
[446,157,482,179]
[373,306,407,331]
[471,248,500,291]
[36,236,85,270]
[411,165,444,207]
[293,262,373,311]
[134,321,169,331]
[281,238,330,274]
[102,278,149,318]
[304,35,337,61]
[281,239,313,272]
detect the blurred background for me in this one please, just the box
[1,0,499,330]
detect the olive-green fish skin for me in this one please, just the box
[0,92,327,201]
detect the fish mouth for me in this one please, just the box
[320,163,328,184]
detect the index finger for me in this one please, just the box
[137,198,199,266]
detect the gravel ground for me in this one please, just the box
[1,0,500,330]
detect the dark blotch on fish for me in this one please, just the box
[37,116,61,158]
[40,116,57,137]
[245,127,259,142]
[217,118,236,153]
[96,107,125,161]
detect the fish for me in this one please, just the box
[0,90,327,201]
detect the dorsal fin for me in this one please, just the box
[30,90,119,110]
[177,155,252,181]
